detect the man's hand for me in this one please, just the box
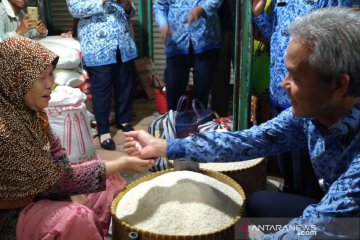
[188,6,204,25]
[252,0,266,17]
[16,14,37,35]
[123,130,167,159]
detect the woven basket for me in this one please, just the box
[199,157,267,197]
[111,169,246,240]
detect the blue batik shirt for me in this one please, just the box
[67,0,138,67]
[167,102,360,239]
[253,0,353,110]
[154,0,222,57]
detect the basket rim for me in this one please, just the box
[199,157,266,173]
[111,168,246,239]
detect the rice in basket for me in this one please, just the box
[115,170,243,236]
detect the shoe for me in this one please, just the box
[100,138,116,151]
[118,123,134,132]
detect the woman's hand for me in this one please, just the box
[36,21,48,36]
[121,156,155,172]
[123,130,167,159]
[188,6,204,25]
[105,156,155,176]
[16,14,37,35]
[252,0,267,16]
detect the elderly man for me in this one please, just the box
[124,7,360,239]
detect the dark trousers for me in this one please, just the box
[164,48,219,110]
[247,191,319,228]
[87,52,135,135]
[211,31,234,117]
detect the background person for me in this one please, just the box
[124,7,360,239]
[154,0,222,110]
[0,0,47,40]
[0,36,154,239]
[251,0,354,199]
[67,0,138,151]
[210,0,236,117]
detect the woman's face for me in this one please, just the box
[9,0,27,9]
[24,64,55,111]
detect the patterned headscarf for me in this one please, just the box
[0,37,65,202]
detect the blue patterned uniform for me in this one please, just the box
[154,0,222,57]
[66,0,138,67]
[253,0,353,110]
[167,102,360,238]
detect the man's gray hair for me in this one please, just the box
[288,7,360,96]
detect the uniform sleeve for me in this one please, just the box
[153,0,169,30]
[319,0,353,7]
[260,153,360,239]
[252,0,276,42]
[66,0,106,18]
[167,108,308,162]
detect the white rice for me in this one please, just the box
[116,171,243,235]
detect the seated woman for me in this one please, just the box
[0,0,47,40]
[0,37,155,239]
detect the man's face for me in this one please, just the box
[9,0,27,9]
[281,39,335,119]
[24,64,55,111]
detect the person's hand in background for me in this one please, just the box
[252,0,267,16]
[16,14,37,35]
[117,0,132,12]
[36,20,48,36]
[159,24,171,42]
[188,6,204,25]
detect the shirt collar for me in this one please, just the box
[2,0,17,18]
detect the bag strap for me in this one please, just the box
[176,95,190,113]
[191,98,206,118]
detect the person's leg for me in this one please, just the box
[246,191,319,229]
[165,54,191,110]
[17,200,103,240]
[113,55,136,127]
[16,175,125,239]
[87,65,113,136]
[192,49,219,108]
[292,148,324,200]
[211,31,234,117]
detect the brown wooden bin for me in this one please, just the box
[111,169,246,240]
[199,157,267,197]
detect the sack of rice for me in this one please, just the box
[112,169,245,240]
[199,157,267,197]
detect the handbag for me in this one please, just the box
[175,95,216,138]
[198,116,233,133]
[147,110,176,172]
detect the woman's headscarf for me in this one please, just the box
[0,37,66,203]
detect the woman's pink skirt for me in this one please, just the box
[16,174,125,240]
